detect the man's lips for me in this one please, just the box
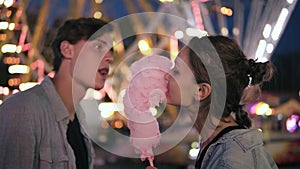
[98,68,109,76]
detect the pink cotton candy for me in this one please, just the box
[123,55,172,162]
[128,120,160,161]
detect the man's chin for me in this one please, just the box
[94,84,104,91]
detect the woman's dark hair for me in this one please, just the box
[51,17,112,71]
[188,35,274,128]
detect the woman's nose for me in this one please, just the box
[164,72,170,80]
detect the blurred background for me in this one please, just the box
[0,0,300,168]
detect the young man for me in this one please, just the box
[0,17,114,169]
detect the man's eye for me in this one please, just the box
[95,44,102,49]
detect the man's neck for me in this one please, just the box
[52,73,86,120]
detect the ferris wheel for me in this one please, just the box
[0,0,298,99]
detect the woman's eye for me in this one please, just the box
[172,68,179,75]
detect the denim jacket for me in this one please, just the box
[197,128,278,169]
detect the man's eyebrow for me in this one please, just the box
[95,39,108,45]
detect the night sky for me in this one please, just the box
[14,0,300,95]
[273,0,300,55]
[266,1,300,95]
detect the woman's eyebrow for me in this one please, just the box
[174,59,183,68]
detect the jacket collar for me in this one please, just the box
[218,129,263,152]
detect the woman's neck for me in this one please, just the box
[199,115,238,151]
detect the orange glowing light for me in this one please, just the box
[3,57,20,65]
[8,78,21,86]
[114,120,124,129]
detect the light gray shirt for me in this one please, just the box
[0,76,95,169]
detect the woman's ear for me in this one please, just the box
[60,40,73,59]
[195,83,211,101]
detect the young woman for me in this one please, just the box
[149,35,278,169]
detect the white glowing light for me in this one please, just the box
[150,107,157,116]
[255,40,267,60]
[98,102,124,112]
[12,89,19,94]
[263,24,272,39]
[3,87,9,95]
[271,8,289,41]
[0,21,8,29]
[8,65,30,74]
[259,57,269,63]
[94,11,102,19]
[221,27,229,36]
[84,88,95,99]
[98,102,123,118]
[160,0,174,2]
[8,23,15,30]
[100,111,114,118]
[95,0,103,4]
[255,102,271,116]
[19,82,38,91]
[232,27,240,36]
[93,90,102,100]
[287,0,294,4]
[16,45,22,53]
[4,0,14,7]
[1,44,19,53]
[189,148,200,160]
[174,30,184,39]
[185,27,207,38]
[138,39,151,55]
[266,43,274,54]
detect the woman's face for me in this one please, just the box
[165,46,198,107]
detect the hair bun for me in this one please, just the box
[247,59,273,85]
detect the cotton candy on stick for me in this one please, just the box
[123,55,172,166]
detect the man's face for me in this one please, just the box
[71,33,113,90]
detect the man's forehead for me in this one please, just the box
[93,33,113,44]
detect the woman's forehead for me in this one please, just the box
[175,47,190,65]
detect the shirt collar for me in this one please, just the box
[41,76,70,121]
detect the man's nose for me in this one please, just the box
[104,50,114,64]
